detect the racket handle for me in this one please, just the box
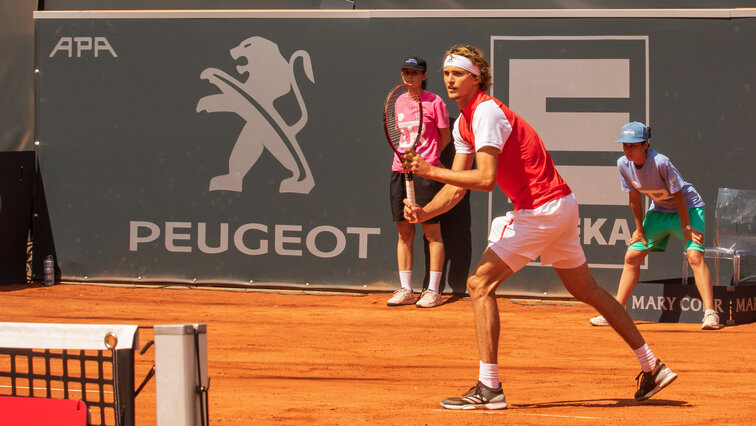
[405,174,416,206]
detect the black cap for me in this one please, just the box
[401,56,427,72]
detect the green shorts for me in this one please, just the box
[629,207,705,253]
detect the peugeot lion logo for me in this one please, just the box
[197,36,315,194]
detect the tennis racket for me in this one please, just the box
[383,84,423,205]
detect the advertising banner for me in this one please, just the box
[34,10,756,295]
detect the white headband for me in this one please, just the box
[443,55,481,76]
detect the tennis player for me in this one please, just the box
[386,56,451,308]
[403,45,676,409]
[589,122,721,330]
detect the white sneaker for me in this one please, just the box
[415,289,443,308]
[387,288,415,306]
[589,315,609,326]
[702,311,722,330]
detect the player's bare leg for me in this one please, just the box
[396,220,415,272]
[687,249,721,329]
[555,262,677,400]
[686,250,714,309]
[388,221,417,306]
[417,222,445,308]
[440,248,512,410]
[467,248,514,363]
[590,249,646,326]
[422,223,445,275]
[615,249,648,307]
[556,262,645,349]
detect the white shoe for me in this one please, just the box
[415,289,443,308]
[702,311,722,330]
[387,288,415,306]
[589,315,609,326]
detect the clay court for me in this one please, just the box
[1,282,754,425]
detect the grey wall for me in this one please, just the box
[0,1,36,152]
[33,9,756,296]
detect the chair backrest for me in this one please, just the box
[714,188,756,251]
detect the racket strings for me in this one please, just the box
[386,88,421,153]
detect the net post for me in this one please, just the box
[113,348,136,426]
[154,324,208,426]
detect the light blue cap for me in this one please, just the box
[615,121,649,143]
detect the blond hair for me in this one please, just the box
[443,45,492,92]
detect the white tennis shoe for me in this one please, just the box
[702,310,722,330]
[415,289,443,308]
[386,288,415,306]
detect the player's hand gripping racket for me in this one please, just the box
[383,84,423,205]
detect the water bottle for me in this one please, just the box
[43,255,55,287]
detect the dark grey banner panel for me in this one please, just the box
[34,10,756,296]
[0,0,36,152]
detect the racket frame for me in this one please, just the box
[382,84,423,206]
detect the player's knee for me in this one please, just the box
[466,274,492,298]
[397,225,415,241]
[421,225,442,243]
[624,249,646,266]
[686,250,705,267]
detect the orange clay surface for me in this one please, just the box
[1,282,755,425]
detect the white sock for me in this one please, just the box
[428,271,442,293]
[399,271,412,291]
[633,343,658,373]
[705,309,717,316]
[478,360,500,389]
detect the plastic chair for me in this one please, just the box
[683,188,756,285]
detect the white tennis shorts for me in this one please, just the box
[487,193,586,272]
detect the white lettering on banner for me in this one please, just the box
[306,226,345,259]
[166,222,192,253]
[632,295,725,312]
[680,296,703,312]
[198,223,228,254]
[129,221,380,259]
[49,37,117,58]
[644,296,658,310]
[735,297,755,312]
[583,218,607,245]
[276,225,302,256]
[234,224,268,256]
[577,218,631,246]
[665,297,677,310]
[631,296,643,310]
[130,221,159,251]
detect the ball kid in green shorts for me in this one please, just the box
[589,122,722,330]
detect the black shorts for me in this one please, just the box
[390,171,444,223]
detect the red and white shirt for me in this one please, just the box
[453,90,571,210]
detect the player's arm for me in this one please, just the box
[408,145,499,192]
[673,190,703,245]
[403,151,472,223]
[403,147,498,223]
[627,190,648,247]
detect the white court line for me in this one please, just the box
[0,385,113,394]
[433,409,600,420]
[520,413,601,420]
